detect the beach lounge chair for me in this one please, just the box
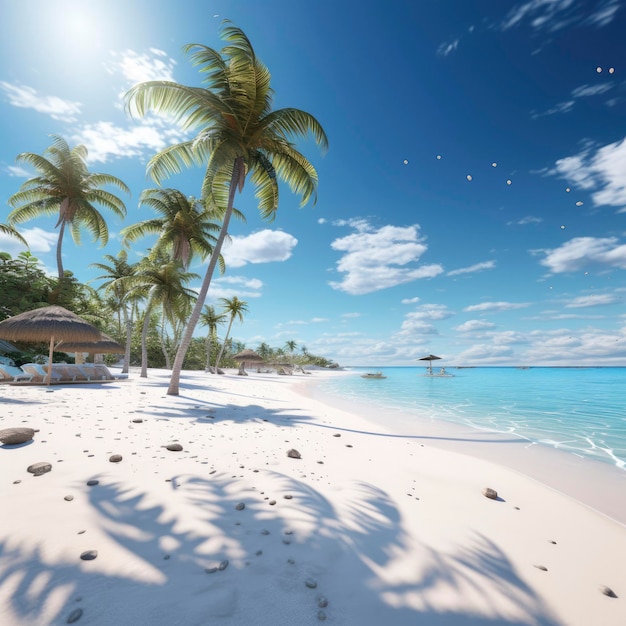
[0,364,33,383]
[21,363,64,383]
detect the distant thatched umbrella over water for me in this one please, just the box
[56,333,124,355]
[417,354,442,374]
[0,306,103,384]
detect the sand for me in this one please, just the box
[0,368,624,626]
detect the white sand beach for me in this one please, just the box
[1,368,625,626]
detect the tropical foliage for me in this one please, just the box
[125,20,327,395]
[7,136,129,298]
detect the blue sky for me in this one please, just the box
[1,0,626,366]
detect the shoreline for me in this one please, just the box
[297,370,626,526]
[1,368,625,625]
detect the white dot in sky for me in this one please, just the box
[506,179,512,185]
[597,66,603,73]
[466,174,473,181]
[403,159,409,165]
[560,225,566,229]
[436,155,442,160]
[565,187,571,192]
[609,67,615,74]
[492,162,497,167]
[575,201,583,206]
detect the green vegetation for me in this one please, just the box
[1,24,331,376]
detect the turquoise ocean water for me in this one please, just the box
[316,367,626,471]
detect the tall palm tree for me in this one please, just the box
[199,304,227,372]
[90,250,137,373]
[121,188,235,269]
[0,223,28,246]
[123,256,199,377]
[285,340,297,366]
[7,136,129,296]
[125,21,327,395]
[214,296,249,372]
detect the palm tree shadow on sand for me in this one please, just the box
[0,469,564,625]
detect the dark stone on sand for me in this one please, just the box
[166,443,183,452]
[269,500,276,506]
[533,564,548,571]
[305,577,318,589]
[86,479,99,486]
[132,418,143,423]
[599,585,618,598]
[64,495,74,501]
[235,502,245,510]
[67,607,83,623]
[482,487,498,500]
[13,480,21,484]
[284,494,293,499]
[287,448,301,459]
[318,610,327,621]
[333,433,341,437]
[27,462,52,476]
[80,550,98,561]
[0,428,35,445]
[318,596,328,608]
[109,454,123,463]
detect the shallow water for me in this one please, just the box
[317,367,626,471]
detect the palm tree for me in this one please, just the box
[214,296,249,373]
[256,342,271,362]
[199,304,226,372]
[0,223,28,246]
[7,136,129,297]
[285,340,297,366]
[125,21,327,395]
[90,250,137,373]
[123,256,199,377]
[121,188,234,269]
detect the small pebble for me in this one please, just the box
[482,487,498,500]
[533,564,548,571]
[67,607,83,623]
[165,443,183,452]
[599,585,618,598]
[86,480,99,487]
[269,500,276,506]
[109,454,122,463]
[80,550,98,561]
[218,559,229,571]
[318,610,327,621]
[64,495,74,502]
[27,462,52,476]
[284,494,293,500]
[317,596,328,608]
[235,502,245,511]
[305,578,317,589]
[287,449,301,459]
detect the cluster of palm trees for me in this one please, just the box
[1,21,327,394]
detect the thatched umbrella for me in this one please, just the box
[56,333,124,355]
[0,306,103,384]
[232,349,265,375]
[417,354,442,374]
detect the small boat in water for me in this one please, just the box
[361,372,387,379]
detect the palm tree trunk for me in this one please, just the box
[49,221,66,304]
[140,305,152,378]
[167,158,243,395]
[160,311,171,369]
[204,333,212,372]
[214,316,234,373]
[122,305,132,374]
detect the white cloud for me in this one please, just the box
[6,165,30,178]
[204,275,263,300]
[0,82,81,122]
[0,226,58,257]
[514,215,543,225]
[105,49,177,85]
[447,260,495,276]
[550,137,626,207]
[564,293,620,308]
[396,304,453,338]
[538,236,626,273]
[455,319,496,332]
[342,312,361,318]
[401,297,420,304]
[571,83,612,98]
[329,221,444,295]
[317,218,327,224]
[500,0,620,32]
[437,39,459,56]
[531,100,575,119]
[71,118,185,163]
[464,301,531,313]
[222,229,298,268]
